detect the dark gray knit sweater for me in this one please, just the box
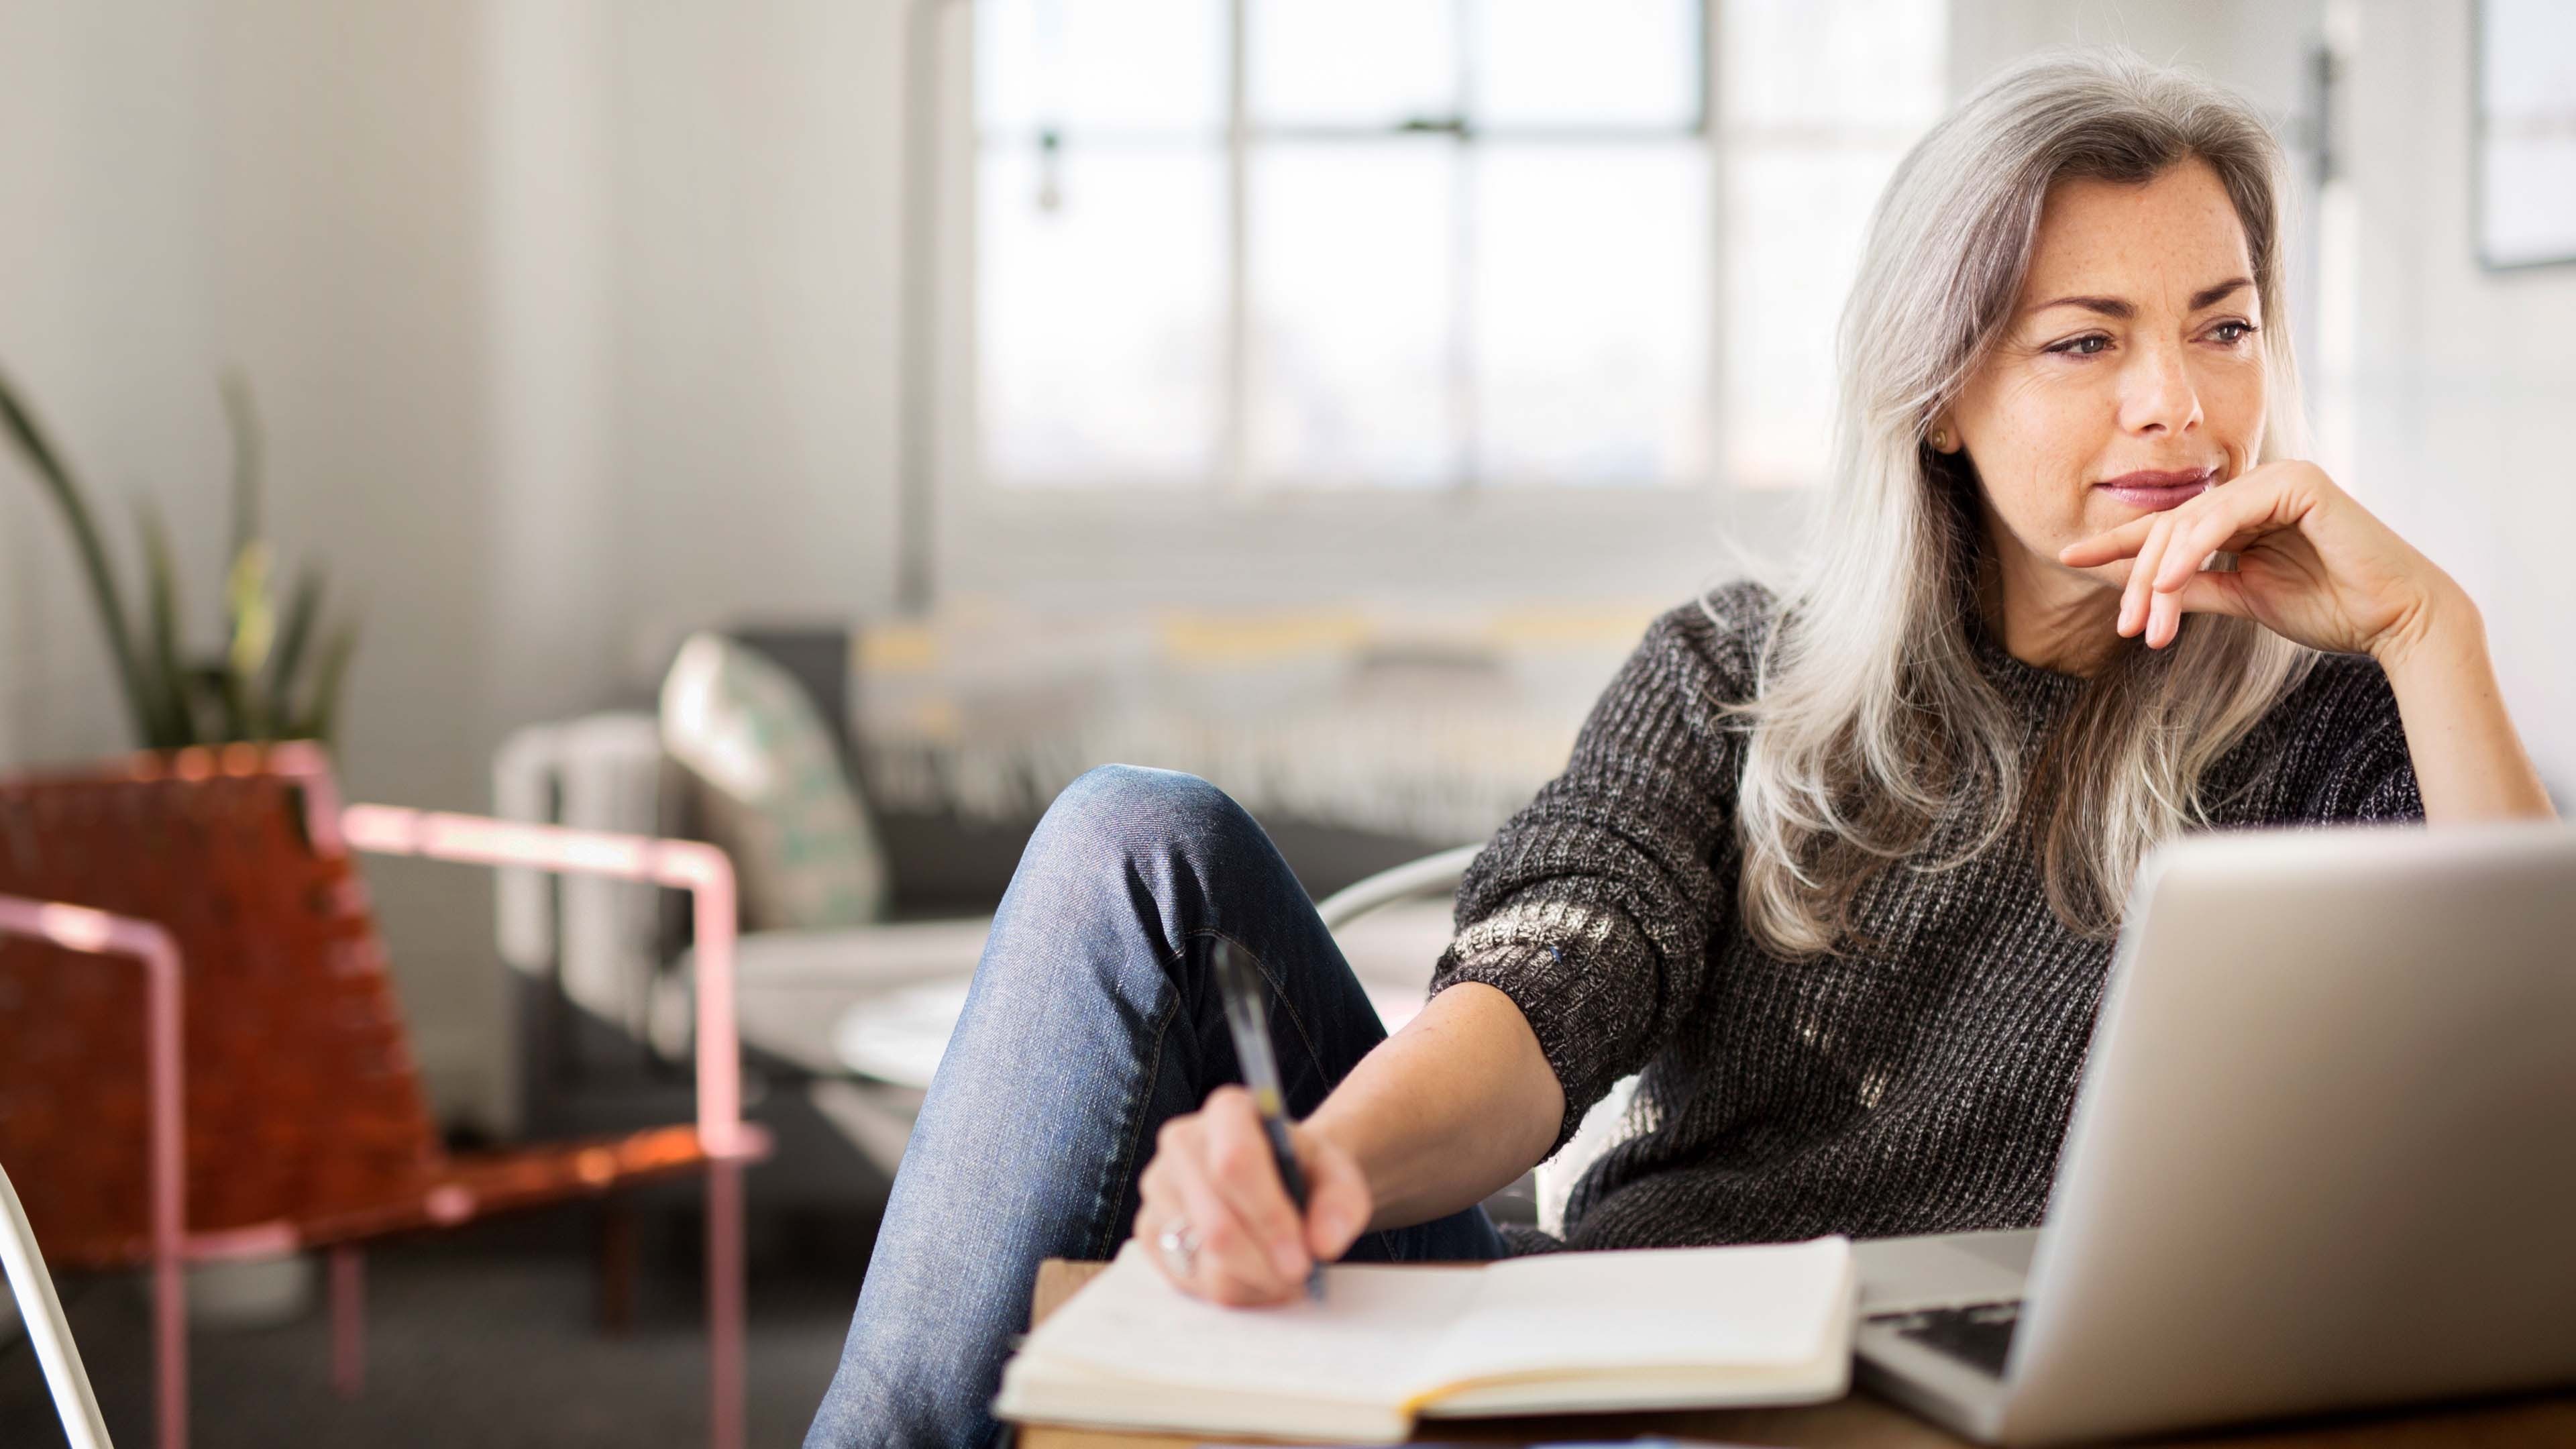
[1429,580,2424,1253]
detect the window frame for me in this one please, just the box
[919,1,1903,604]
[962,0,1731,495]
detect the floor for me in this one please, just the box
[1,1213,869,1449]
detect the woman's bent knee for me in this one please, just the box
[1032,764,1261,867]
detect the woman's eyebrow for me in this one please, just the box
[2188,276,2254,309]
[2033,294,2135,320]
[2028,276,2256,321]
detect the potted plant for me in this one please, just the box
[0,366,357,749]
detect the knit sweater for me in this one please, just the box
[1428,580,2424,1254]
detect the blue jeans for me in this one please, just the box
[803,765,1509,1449]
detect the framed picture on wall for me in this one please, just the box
[2474,0,2576,269]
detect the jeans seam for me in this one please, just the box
[1168,928,1334,1077]
[1090,977,1184,1261]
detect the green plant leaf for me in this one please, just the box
[193,660,254,743]
[220,370,263,572]
[268,564,325,726]
[0,364,164,745]
[136,500,199,747]
[225,539,276,682]
[217,371,274,735]
[0,369,72,485]
[297,619,360,744]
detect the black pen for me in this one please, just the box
[1207,938,1326,1303]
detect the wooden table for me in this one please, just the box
[1014,1260,2576,1449]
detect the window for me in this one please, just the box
[973,0,1944,493]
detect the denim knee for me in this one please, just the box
[1026,764,1265,877]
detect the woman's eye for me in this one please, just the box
[2210,319,2257,345]
[2051,335,2110,357]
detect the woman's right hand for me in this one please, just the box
[1131,1085,1374,1306]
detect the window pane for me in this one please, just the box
[1474,145,1710,486]
[1247,142,1456,488]
[1721,146,1909,486]
[977,0,1227,137]
[1475,0,1701,130]
[979,147,1225,487]
[1248,0,1454,129]
[1722,0,1945,135]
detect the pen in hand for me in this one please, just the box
[1207,938,1327,1303]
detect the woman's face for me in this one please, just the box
[1937,157,2267,598]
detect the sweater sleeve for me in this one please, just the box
[2288,655,2424,824]
[1428,585,1766,1155]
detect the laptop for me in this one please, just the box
[1853,820,2576,1445]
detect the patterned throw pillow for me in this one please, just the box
[660,632,892,931]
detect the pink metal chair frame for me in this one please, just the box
[0,897,181,1449]
[0,743,757,1449]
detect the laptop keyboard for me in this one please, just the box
[1875,1300,2023,1379]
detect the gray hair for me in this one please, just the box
[1727,46,2316,957]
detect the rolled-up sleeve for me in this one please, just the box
[1428,588,1764,1155]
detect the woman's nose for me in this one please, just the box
[2118,339,2204,438]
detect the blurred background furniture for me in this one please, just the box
[0,898,175,1449]
[4,1146,115,1449]
[0,745,766,1449]
[492,608,1646,1222]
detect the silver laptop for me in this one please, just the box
[1854,820,2576,1445]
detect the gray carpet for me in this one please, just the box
[1,1236,865,1448]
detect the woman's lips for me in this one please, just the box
[2095,468,2215,512]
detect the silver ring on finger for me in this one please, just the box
[1157,1219,1199,1281]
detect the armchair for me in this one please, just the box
[0,744,769,1449]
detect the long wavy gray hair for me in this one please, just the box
[1729,46,2318,957]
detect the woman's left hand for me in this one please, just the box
[2057,460,2466,663]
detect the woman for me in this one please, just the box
[806,47,2554,1449]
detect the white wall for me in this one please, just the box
[605,1,908,657]
[1951,0,2321,115]
[0,3,230,768]
[0,0,914,1125]
[2333,0,2576,796]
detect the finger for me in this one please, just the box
[2122,514,2176,637]
[2147,574,2184,647]
[2058,513,2160,568]
[1157,1115,1290,1303]
[1133,1180,1192,1292]
[1174,1165,1289,1303]
[1294,1131,1375,1261]
[1200,1087,1311,1281]
[2173,570,2249,621]
[2153,570,2250,647]
[2154,490,2273,593]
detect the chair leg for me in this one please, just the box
[595,1201,638,1335]
[705,1161,744,1449]
[329,1247,365,1399]
[152,1246,188,1449]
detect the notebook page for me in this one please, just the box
[1016,1241,1483,1403]
[1417,1237,1852,1389]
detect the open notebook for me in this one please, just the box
[994,1234,1856,1442]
